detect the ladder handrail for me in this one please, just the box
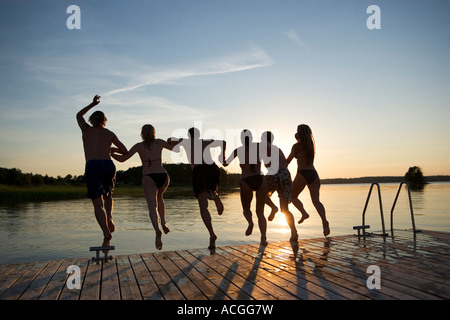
[390,181,417,236]
[362,183,387,236]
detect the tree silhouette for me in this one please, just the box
[404,166,426,189]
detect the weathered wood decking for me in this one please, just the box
[1,230,449,300]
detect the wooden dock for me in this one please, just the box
[1,230,449,301]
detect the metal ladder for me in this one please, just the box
[354,183,388,237]
[390,181,420,237]
[354,182,418,237]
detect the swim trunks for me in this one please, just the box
[241,174,264,191]
[266,168,292,202]
[192,163,221,198]
[147,172,168,188]
[299,169,319,184]
[85,159,116,200]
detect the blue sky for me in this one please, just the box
[0,0,449,179]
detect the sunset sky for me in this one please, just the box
[1,0,449,179]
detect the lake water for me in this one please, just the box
[1,182,449,265]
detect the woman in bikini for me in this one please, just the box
[286,124,330,237]
[111,124,175,250]
[224,130,268,245]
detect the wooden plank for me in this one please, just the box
[100,260,120,300]
[79,259,101,300]
[39,259,77,300]
[177,250,239,300]
[0,261,48,300]
[215,246,313,300]
[189,248,277,300]
[116,255,142,300]
[165,251,230,300]
[300,238,442,299]
[181,249,255,300]
[237,243,363,300]
[264,241,401,300]
[58,258,89,300]
[140,252,184,300]
[206,247,298,300]
[128,254,162,300]
[223,244,361,300]
[153,252,207,300]
[333,236,450,298]
[0,263,35,298]
[19,260,63,300]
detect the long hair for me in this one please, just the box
[297,124,315,165]
[141,124,156,150]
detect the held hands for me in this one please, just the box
[110,147,121,155]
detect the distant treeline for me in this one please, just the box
[0,165,241,189]
[1,166,449,188]
[0,167,84,186]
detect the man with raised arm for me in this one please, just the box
[76,95,128,247]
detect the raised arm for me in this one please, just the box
[76,95,100,129]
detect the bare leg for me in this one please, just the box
[143,176,163,250]
[104,195,115,233]
[266,196,279,221]
[198,191,217,249]
[240,181,254,236]
[291,173,309,224]
[308,178,330,236]
[211,191,224,215]
[92,196,112,248]
[255,182,268,245]
[280,197,298,242]
[157,176,170,234]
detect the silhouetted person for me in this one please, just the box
[111,124,175,250]
[224,130,268,245]
[76,95,127,248]
[168,127,225,250]
[287,124,329,236]
[260,131,298,242]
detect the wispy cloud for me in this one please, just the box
[284,29,309,50]
[103,47,273,96]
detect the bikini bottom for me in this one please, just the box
[241,174,264,191]
[299,169,318,184]
[147,172,168,188]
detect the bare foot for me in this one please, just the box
[268,207,278,222]
[155,231,163,250]
[245,222,254,236]
[102,233,112,253]
[162,223,170,234]
[260,236,268,246]
[208,235,217,250]
[297,213,309,225]
[323,220,330,237]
